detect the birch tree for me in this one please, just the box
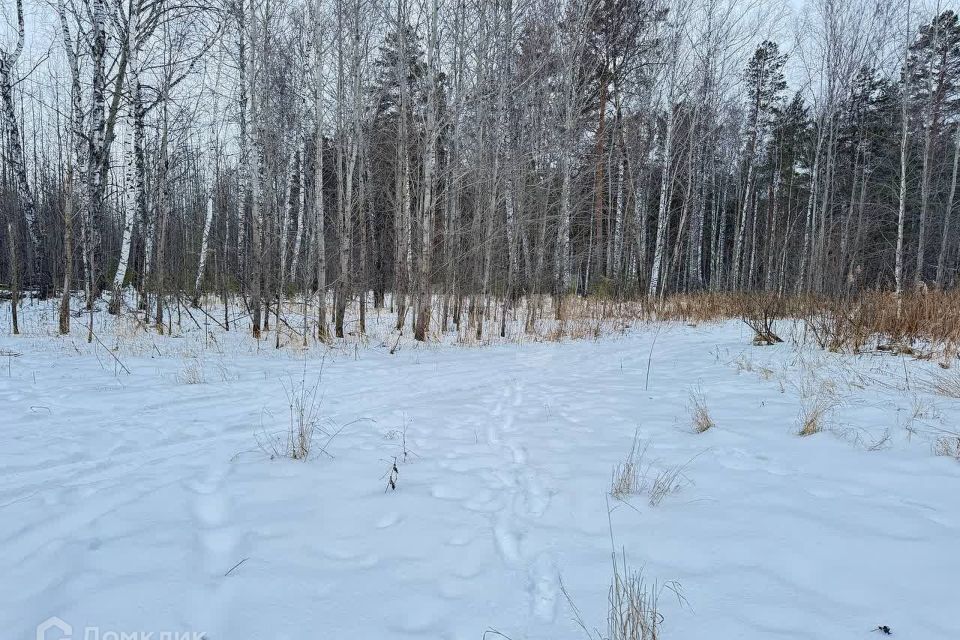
[0,0,45,295]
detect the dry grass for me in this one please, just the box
[734,354,754,373]
[562,510,685,640]
[797,396,834,437]
[605,555,663,640]
[176,357,205,384]
[800,290,960,356]
[866,429,893,451]
[611,433,690,506]
[647,465,688,507]
[611,433,649,501]
[933,434,960,460]
[257,372,332,461]
[909,395,940,422]
[687,386,715,433]
[563,561,665,640]
[656,290,960,356]
[89,288,960,358]
[653,291,772,325]
[804,306,867,353]
[285,375,322,460]
[925,367,960,399]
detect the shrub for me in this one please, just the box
[739,293,785,345]
[933,434,960,460]
[257,373,326,461]
[177,358,205,384]
[285,376,321,460]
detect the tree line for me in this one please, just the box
[1,0,959,340]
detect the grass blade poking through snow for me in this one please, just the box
[611,431,650,501]
[611,432,691,507]
[688,385,715,433]
[797,396,834,437]
[256,359,342,460]
[562,500,685,640]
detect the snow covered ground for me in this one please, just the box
[2,300,959,640]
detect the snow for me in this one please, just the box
[2,300,959,640]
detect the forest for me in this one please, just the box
[1,0,959,342]
[3,3,960,637]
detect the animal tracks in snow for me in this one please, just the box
[530,552,559,622]
[480,378,560,622]
[8,322,954,640]
[190,460,241,578]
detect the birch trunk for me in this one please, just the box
[154,96,172,334]
[109,120,136,313]
[248,0,263,338]
[59,154,75,334]
[554,138,573,293]
[108,0,146,314]
[798,128,825,293]
[290,149,306,282]
[194,195,215,304]
[732,163,755,289]
[611,156,626,282]
[85,0,109,306]
[393,7,412,330]
[895,1,911,312]
[236,2,249,282]
[936,124,960,287]
[0,0,46,295]
[414,0,440,342]
[648,104,674,298]
[311,2,328,341]
[314,123,328,339]
[915,16,944,288]
[335,139,356,338]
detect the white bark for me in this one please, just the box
[611,157,626,280]
[393,2,413,326]
[248,0,264,336]
[415,0,439,341]
[895,1,911,309]
[648,104,675,298]
[279,144,297,289]
[112,122,136,300]
[86,0,109,300]
[0,0,43,287]
[798,128,825,293]
[236,1,250,281]
[112,3,142,308]
[311,0,327,338]
[194,195,215,299]
[290,153,306,281]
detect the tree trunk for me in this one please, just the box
[936,124,960,287]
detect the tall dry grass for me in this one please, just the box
[102,289,960,357]
[652,290,960,357]
[687,386,715,433]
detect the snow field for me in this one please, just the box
[2,307,959,639]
